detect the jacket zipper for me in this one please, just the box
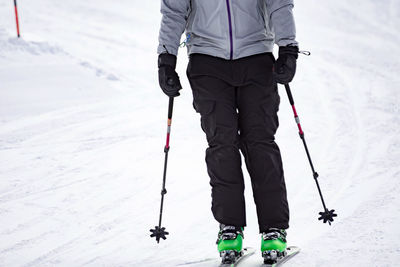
[225,0,233,60]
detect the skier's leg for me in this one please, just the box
[187,54,246,227]
[235,53,289,232]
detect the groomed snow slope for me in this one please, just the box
[0,0,399,266]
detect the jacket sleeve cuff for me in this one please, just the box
[157,44,179,56]
[158,53,177,68]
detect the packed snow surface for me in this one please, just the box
[0,0,399,266]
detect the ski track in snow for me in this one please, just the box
[0,0,400,266]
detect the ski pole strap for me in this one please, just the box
[299,50,311,56]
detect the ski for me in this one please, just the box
[176,258,217,266]
[220,247,255,266]
[262,246,300,266]
[177,247,255,266]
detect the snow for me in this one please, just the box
[0,0,399,266]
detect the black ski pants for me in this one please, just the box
[187,53,289,232]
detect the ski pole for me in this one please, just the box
[284,83,337,225]
[150,96,174,243]
[13,0,20,38]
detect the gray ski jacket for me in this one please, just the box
[158,0,298,60]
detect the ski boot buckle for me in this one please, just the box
[220,250,243,264]
[262,249,287,264]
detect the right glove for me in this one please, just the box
[158,53,182,97]
[274,45,299,84]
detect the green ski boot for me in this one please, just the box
[261,228,287,264]
[217,224,244,264]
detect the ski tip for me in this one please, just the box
[287,246,301,251]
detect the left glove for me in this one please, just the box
[158,53,182,97]
[274,45,299,84]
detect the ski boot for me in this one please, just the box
[261,228,287,264]
[217,224,244,264]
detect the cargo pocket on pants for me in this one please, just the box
[261,93,280,138]
[193,99,217,139]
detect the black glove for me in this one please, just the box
[158,53,182,97]
[274,45,299,84]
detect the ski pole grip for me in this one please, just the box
[284,84,295,106]
[168,97,174,119]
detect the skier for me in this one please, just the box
[157,0,298,264]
